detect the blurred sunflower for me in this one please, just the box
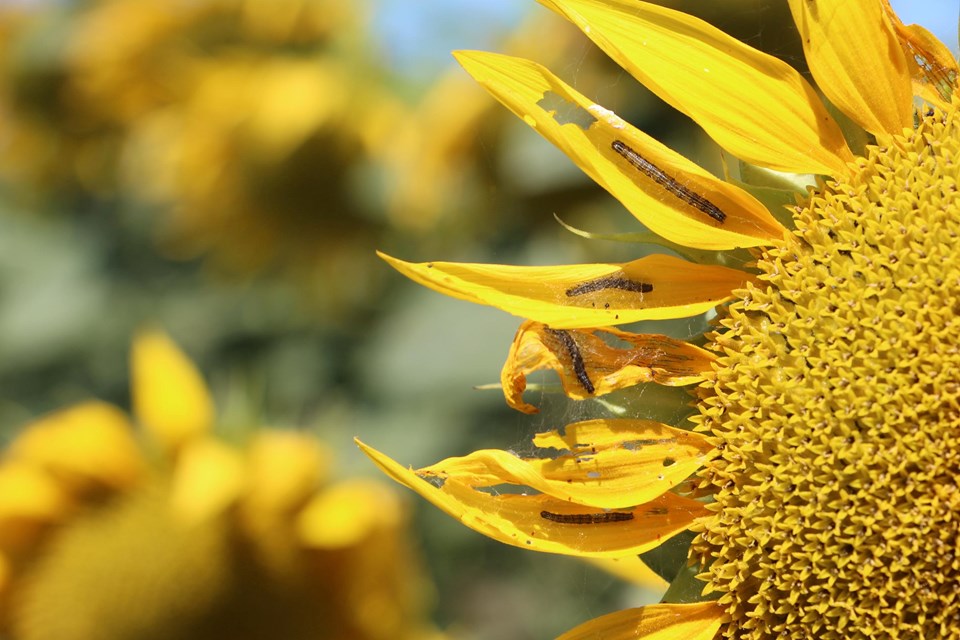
[1,329,443,640]
[0,0,402,293]
[360,1,960,638]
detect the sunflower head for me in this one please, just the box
[694,106,960,639]
[1,330,443,640]
[361,1,960,638]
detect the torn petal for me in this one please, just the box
[454,50,786,250]
[538,0,853,176]
[418,418,714,508]
[379,252,752,329]
[556,601,725,640]
[502,320,715,413]
[357,439,708,558]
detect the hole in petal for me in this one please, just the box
[538,90,596,129]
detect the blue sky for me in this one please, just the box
[892,0,958,50]
[373,0,959,86]
[371,0,526,84]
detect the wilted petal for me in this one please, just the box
[379,252,752,329]
[557,601,725,640]
[357,439,709,558]
[419,418,713,508]
[502,320,715,413]
[880,0,958,108]
[454,50,786,249]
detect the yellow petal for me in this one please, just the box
[538,0,853,176]
[0,462,69,553]
[168,438,244,526]
[788,0,913,139]
[0,462,69,522]
[557,601,724,640]
[9,401,143,493]
[419,418,713,509]
[454,50,785,250]
[297,478,404,549]
[357,439,708,558]
[243,430,329,516]
[502,320,714,413]
[880,0,958,108]
[586,556,669,591]
[379,252,752,329]
[131,329,215,451]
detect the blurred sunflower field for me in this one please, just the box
[0,0,951,639]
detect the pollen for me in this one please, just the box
[693,107,960,639]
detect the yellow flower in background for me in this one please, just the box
[0,0,404,290]
[1,330,443,640]
[362,1,960,639]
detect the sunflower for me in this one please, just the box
[1,330,443,640]
[0,0,403,286]
[358,1,960,638]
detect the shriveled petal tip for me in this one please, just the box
[378,251,752,329]
[502,320,715,413]
[788,0,913,139]
[880,0,958,108]
[454,50,785,249]
[556,601,724,640]
[537,0,853,176]
[419,418,713,508]
[899,24,959,107]
[132,329,215,451]
[9,401,143,491]
[357,439,708,558]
